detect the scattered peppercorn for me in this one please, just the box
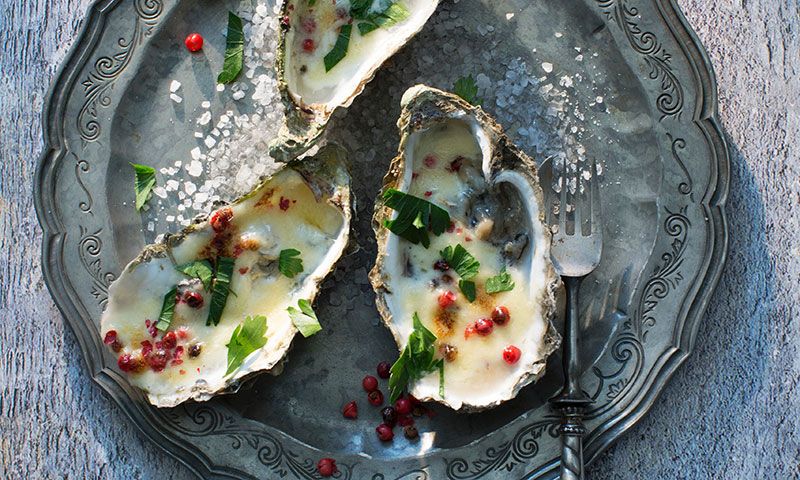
[438,290,457,309]
[210,207,233,232]
[491,305,511,326]
[103,330,118,345]
[188,343,202,357]
[147,349,169,372]
[342,401,358,419]
[117,353,144,373]
[381,406,397,427]
[433,259,450,271]
[162,331,177,350]
[316,458,338,477]
[438,343,458,362]
[503,345,522,365]
[184,291,204,308]
[395,397,412,415]
[375,423,394,442]
[368,390,384,406]
[184,33,203,52]
[362,375,379,392]
[377,361,391,379]
[475,318,494,336]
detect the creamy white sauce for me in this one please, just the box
[101,169,347,403]
[285,0,439,112]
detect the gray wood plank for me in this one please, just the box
[1,0,797,478]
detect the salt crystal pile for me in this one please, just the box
[150,0,285,226]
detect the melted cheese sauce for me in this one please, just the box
[385,120,548,408]
[101,169,345,401]
[285,0,433,109]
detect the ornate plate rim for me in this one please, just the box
[34,0,729,478]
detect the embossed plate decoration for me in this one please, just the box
[35,0,728,478]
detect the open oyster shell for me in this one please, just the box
[101,145,351,407]
[270,0,440,161]
[370,85,561,411]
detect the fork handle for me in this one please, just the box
[558,406,586,480]
[552,275,592,479]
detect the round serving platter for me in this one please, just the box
[35,0,728,478]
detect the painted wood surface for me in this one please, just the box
[1,0,797,478]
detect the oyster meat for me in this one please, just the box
[370,86,560,410]
[101,146,351,407]
[271,0,440,160]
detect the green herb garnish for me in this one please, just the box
[225,315,268,375]
[325,2,408,70]
[308,0,317,6]
[207,257,235,326]
[458,279,477,302]
[217,12,244,84]
[441,244,480,302]
[485,267,515,294]
[287,299,322,337]
[382,189,450,248]
[388,313,444,402]
[155,286,178,332]
[175,260,214,291]
[357,2,410,35]
[278,249,304,278]
[440,244,480,279]
[130,163,156,211]
[453,75,481,106]
[324,24,352,72]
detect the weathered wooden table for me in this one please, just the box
[2,0,798,478]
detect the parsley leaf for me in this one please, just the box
[217,12,244,84]
[357,3,410,35]
[155,286,178,332]
[287,299,322,337]
[279,249,304,278]
[382,189,450,248]
[225,315,268,375]
[175,260,214,291]
[485,268,515,294]
[440,244,480,279]
[308,0,317,6]
[388,313,444,402]
[441,244,480,302]
[458,279,477,302]
[130,163,156,211]
[324,24,352,72]
[349,0,372,19]
[207,257,235,326]
[453,75,481,106]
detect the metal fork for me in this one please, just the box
[545,157,603,480]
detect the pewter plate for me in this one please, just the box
[35,0,728,478]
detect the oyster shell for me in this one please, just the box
[370,85,561,411]
[101,145,351,407]
[270,0,440,161]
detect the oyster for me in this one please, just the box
[370,86,560,411]
[101,146,351,407]
[271,0,440,161]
